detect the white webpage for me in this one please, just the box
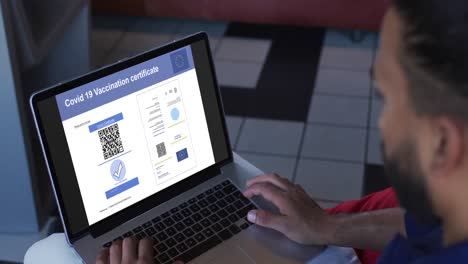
[61,69,215,225]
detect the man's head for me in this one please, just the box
[375,0,468,226]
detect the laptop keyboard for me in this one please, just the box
[102,180,257,264]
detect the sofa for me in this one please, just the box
[92,0,389,31]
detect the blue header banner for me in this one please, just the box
[55,46,194,121]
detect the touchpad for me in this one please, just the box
[205,246,255,264]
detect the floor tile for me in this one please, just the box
[308,95,369,127]
[323,30,377,49]
[215,60,264,89]
[367,129,383,165]
[295,159,364,201]
[314,69,371,97]
[225,116,244,148]
[238,152,296,180]
[301,124,367,162]
[237,118,304,156]
[370,98,383,128]
[91,29,123,67]
[176,20,228,37]
[216,37,272,63]
[319,47,374,71]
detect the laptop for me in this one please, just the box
[30,32,322,263]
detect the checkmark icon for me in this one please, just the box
[113,162,123,178]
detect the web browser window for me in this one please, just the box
[55,46,215,225]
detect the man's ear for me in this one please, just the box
[431,117,465,176]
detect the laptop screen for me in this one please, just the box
[32,36,231,238]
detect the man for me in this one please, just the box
[98,0,468,262]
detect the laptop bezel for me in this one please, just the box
[30,32,233,242]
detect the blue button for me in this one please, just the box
[89,113,124,133]
[176,148,188,162]
[105,177,139,199]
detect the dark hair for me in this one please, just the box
[393,0,468,122]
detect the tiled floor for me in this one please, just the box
[92,15,387,207]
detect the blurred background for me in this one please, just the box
[0,0,389,262]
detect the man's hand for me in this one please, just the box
[96,237,153,264]
[96,236,186,264]
[243,174,337,245]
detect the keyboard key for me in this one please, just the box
[154,222,166,232]
[170,207,179,214]
[103,242,112,248]
[240,223,250,229]
[136,233,144,240]
[192,213,202,222]
[205,189,214,195]
[183,218,194,226]
[145,227,156,236]
[188,198,197,204]
[181,208,191,217]
[232,190,242,198]
[162,212,171,218]
[152,216,161,224]
[222,180,230,186]
[217,209,228,218]
[206,195,217,203]
[218,229,232,240]
[200,208,211,217]
[240,196,251,205]
[173,213,183,222]
[216,200,227,208]
[215,184,223,190]
[201,219,211,227]
[214,191,225,199]
[175,233,186,243]
[143,221,152,228]
[209,204,220,212]
[202,228,214,237]
[225,195,235,203]
[229,224,241,234]
[174,222,185,231]
[185,237,197,247]
[177,242,188,253]
[155,243,168,253]
[177,236,222,263]
[194,233,206,242]
[163,218,175,227]
[236,204,257,219]
[179,202,188,209]
[225,204,236,213]
[189,204,201,212]
[183,228,195,237]
[123,231,133,238]
[166,227,177,236]
[197,193,206,200]
[133,226,143,233]
[212,223,222,232]
[197,199,209,208]
[192,223,203,232]
[220,219,230,227]
[156,232,168,241]
[234,201,244,210]
[168,248,179,258]
[166,238,177,248]
[228,214,239,223]
[223,185,236,194]
[209,214,220,223]
[157,253,170,263]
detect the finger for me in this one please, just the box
[247,209,287,233]
[246,174,292,191]
[121,237,137,263]
[138,238,154,263]
[243,182,289,211]
[96,248,109,264]
[110,240,122,264]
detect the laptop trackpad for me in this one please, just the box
[195,245,255,264]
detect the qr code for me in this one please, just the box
[156,142,167,158]
[98,123,124,160]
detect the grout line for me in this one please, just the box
[298,156,365,165]
[314,91,371,100]
[318,65,373,73]
[235,150,297,159]
[291,122,307,183]
[305,121,369,130]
